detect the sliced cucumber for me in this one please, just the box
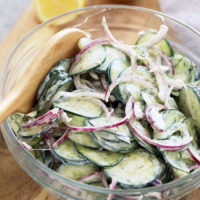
[37,73,72,111]
[53,139,90,165]
[133,133,160,155]
[36,59,71,101]
[54,97,103,119]
[173,168,189,178]
[9,113,28,134]
[169,53,198,84]
[68,131,100,149]
[88,115,133,139]
[75,144,124,167]
[95,45,129,73]
[68,114,86,126]
[92,130,121,143]
[107,58,129,83]
[92,129,131,144]
[57,163,99,180]
[184,118,198,148]
[153,109,186,140]
[90,132,138,153]
[178,84,200,133]
[159,164,175,183]
[141,90,158,106]
[104,148,162,188]
[153,123,192,148]
[162,150,195,173]
[117,66,155,103]
[18,115,60,138]
[69,45,106,75]
[172,90,180,97]
[136,32,174,56]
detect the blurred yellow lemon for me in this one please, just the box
[34,0,85,23]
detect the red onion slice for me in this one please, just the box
[101,171,109,188]
[102,16,137,69]
[100,74,108,91]
[67,38,108,73]
[139,25,168,48]
[154,48,174,75]
[21,108,62,128]
[187,146,200,165]
[107,178,117,200]
[52,129,71,147]
[145,104,166,132]
[78,170,101,183]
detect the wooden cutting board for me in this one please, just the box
[0,0,199,199]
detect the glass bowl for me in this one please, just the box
[1,5,200,200]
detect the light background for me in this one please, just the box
[0,0,199,42]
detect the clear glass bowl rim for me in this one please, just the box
[2,4,200,196]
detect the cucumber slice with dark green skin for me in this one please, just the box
[54,97,103,119]
[136,32,174,57]
[153,109,186,140]
[90,132,138,153]
[18,115,60,138]
[178,84,200,133]
[184,118,198,148]
[117,66,155,103]
[133,133,160,155]
[75,144,124,167]
[52,139,90,165]
[141,90,158,106]
[95,45,129,74]
[68,114,86,126]
[171,90,180,97]
[37,73,72,112]
[58,59,72,71]
[107,58,129,83]
[92,130,121,143]
[91,129,131,144]
[68,131,100,149]
[37,59,72,101]
[57,163,99,180]
[88,115,133,140]
[162,149,195,173]
[169,53,198,84]
[9,113,28,134]
[9,112,43,145]
[69,45,106,75]
[173,168,189,178]
[159,163,175,183]
[104,148,162,188]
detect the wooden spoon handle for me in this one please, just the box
[0,28,87,123]
[0,92,19,123]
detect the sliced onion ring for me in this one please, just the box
[78,170,101,183]
[145,103,166,132]
[22,108,62,128]
[129,119,192,150]
[187,146,200,165]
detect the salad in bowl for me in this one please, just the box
[7,14,200,200]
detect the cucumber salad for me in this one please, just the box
[8,17,200,196]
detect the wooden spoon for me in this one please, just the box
[0,28,87,123]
